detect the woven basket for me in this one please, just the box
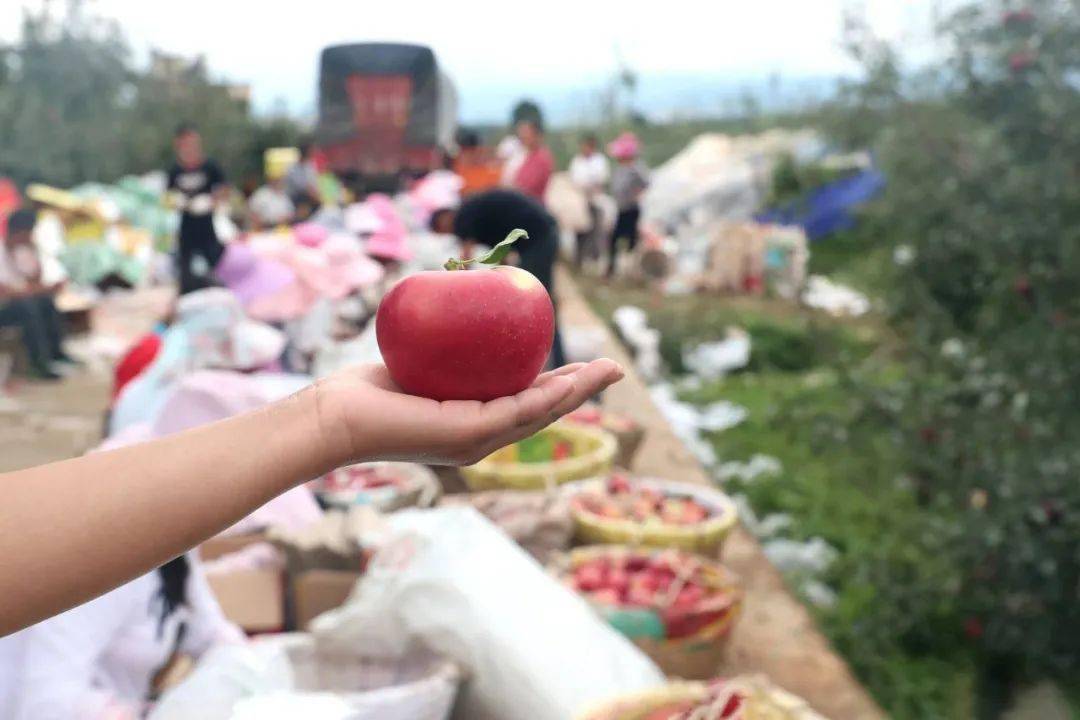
[564,404,647,470]
[576,682,708,720]
[242,634,462,720]
[313,462,442,512]
[461,422,617,491]
[565,477,739,556]
[578,677,829,720]
[578,675,830,720]
[551,545,742,680]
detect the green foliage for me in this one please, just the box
[545,110,821,170]
[0,0,305,189]
[765,153,853,209]
[685,368,972,720]
[582,279,967,717]
[829,0,1080,704]
[586,283,880,377]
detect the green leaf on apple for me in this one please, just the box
[444,228,528,270]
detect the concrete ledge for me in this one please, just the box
[556,268,885,720]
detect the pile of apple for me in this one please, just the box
[572,474,713,526]
[318,464,410,493]
[514,430,574,464]
[565,548,739,640]
[634,675,824,720]
[566,405,639,434]
[638,680,746,720]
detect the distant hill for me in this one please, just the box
[457,72,841,127]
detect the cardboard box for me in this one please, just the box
[200,532,285,633]
[206,570,284,633]
[199,532,268,561]
[293,569,361,630]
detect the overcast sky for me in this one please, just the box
[6,0,945,122]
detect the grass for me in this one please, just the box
[579,277,975,719]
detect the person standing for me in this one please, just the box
[430,189,567,368]
[568,133,610,268]
[606,132,649,278]
[284,142,322,221]
[508,102,554,202]
[454,129,501,197]
[167,124,229,295]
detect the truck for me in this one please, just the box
[315,43,458,190]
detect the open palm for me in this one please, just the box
[314,359,624,466]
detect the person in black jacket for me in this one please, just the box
[166,124,229,294]
[431,189,567,367]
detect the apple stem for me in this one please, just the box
[444,228,528,271]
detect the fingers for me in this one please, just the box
[478,359,624,454]
[516,359,624,437]
[533,363,587,385]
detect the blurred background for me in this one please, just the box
[2,1,1079,719]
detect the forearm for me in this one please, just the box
[0,385,346,634]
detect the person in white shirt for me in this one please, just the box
[10,553,243,720]
[567,134,610,267]
[248,175,295,230]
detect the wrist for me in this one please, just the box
[309,379,364,469]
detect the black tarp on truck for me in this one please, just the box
[316,43,457,183]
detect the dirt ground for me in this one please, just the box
[0,288,172,473]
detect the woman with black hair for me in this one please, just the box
[11,553,242,719]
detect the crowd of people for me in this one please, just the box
[1,100,647,386]
[0,101,640,718]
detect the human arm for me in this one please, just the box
[208,161,230,208]
[0,360,623,634]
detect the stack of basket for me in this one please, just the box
[460,421,617,491]
[551,545,742,680]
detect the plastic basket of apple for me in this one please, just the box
[577,674,829,720]
[311,462,442,512]
[564,403,646,470]
[460,421,618,491]
[564,474,739,556]
[551,545,743,679]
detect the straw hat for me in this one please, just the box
[26,183,86,212]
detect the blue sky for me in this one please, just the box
[7,0,947,123]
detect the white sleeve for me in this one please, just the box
[179,553,246,658]
[597,156,611,184]
[15,584,144,720]
[569,157,588,186]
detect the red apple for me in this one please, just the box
[376,263,554,401]
[643,704,693,720]
[606,474,631,494]
[607,568,630,594]
[590,588,621,606]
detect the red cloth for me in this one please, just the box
[0,178,21,238]
[512,147,554,201]
[112,333,162,402]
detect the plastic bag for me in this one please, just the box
[149,641,294,720]
[311,507,665,720]
[437,490,573,562]
[150,635,459,720]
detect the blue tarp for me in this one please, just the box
[756,168,886,241]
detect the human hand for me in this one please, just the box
[313,360,624,466]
